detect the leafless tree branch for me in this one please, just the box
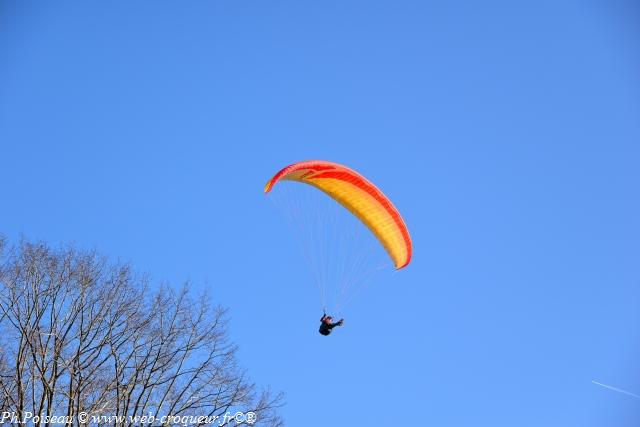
[0,239,283,427]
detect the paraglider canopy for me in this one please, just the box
[265,160,412,269]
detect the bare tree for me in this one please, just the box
[0,238,283,427]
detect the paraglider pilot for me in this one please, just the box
[319,312,344,336]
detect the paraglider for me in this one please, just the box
[319,313,344,336]
[265,160,411,334]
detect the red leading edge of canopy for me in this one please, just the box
[264,161,335,193]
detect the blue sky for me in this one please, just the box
[1,1,639,425]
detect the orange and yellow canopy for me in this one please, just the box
[265,160,412,269]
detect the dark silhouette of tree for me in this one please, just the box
[0,238,283,426]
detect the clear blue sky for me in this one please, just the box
[2,1,639,425]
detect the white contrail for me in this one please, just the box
[592,380,640,399]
